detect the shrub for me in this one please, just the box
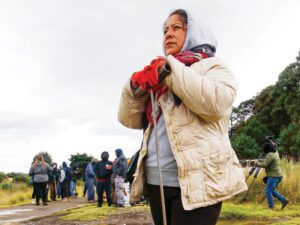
[7,172,27,179]
[0,172,7,183]
[13,175,30,185]
[0,183,12,190]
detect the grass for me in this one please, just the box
[220,202,300,220]
[0,182,32,207]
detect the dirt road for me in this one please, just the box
[0,197,88,225]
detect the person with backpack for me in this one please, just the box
[118,9,247,225]
[94,151,113,207]
[60,161,72,201]
[254,138,289,210]
[112,148,127,207]
[29,154,52,206]
[85,159,97,202]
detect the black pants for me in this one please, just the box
[35,182,47,204]
[96,180,112,206]
[32,182,37,199]
[147,184,222,225]
[61,181,70,199]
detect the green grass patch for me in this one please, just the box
[221,202,300,221]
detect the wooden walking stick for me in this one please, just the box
[150,89,167,225]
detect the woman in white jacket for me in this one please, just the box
[118,9,247,225]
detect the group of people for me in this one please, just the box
[29,148,128,208]
[84,148,128,208]
[29,155,78,206]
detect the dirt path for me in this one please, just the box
[0,197,88,225]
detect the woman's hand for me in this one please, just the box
[131,57,166,91]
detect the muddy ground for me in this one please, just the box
[22,210,153,225]
[0,197,153,225]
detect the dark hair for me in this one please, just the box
[263,142,276,154]
[164,9,188,30]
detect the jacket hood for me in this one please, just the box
[164,9,218,54]
[62,161,67,168]
[101,151,109,161]
[115,148,123,158]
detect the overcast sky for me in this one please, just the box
[0,0,299,173]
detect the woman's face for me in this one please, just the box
[163,14,187,55]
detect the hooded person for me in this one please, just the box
[29,154,52,206]
[60,161,72,201]
[94,151,113,207]
[85,159,97,202]
[118,9,247,225]
[112,148,127,207]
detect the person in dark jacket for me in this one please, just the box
[94,151,113,207]
[70,163,79,198]
[29,154,52,206]
[60,161,72,201]
[85,159,97,202]
[113,148,127,207]
[255,139,289,210]
[48,163,59,201]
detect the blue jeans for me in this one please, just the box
[87,177,95,201]
[70,181,76,196]
[56,182,61,196]
[265,177,286,208]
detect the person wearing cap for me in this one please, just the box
[94,151,113,207]
[118,8,247,225]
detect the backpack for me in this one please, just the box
[125,150,140,184]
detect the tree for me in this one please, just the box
[231,134,260,159]
[278,121,300,160]
[32,151,53,165]
[69,153,94,179]
[242,117,270,146]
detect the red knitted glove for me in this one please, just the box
[131,57,166,91]
[175,51,208,66]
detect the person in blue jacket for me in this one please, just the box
[85,159,97,202]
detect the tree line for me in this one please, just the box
[230,59,300,160]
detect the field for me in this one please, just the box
[1,160,300,224]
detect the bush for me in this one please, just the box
[0,183,12,190]
[0,172,7,183]
[13,175,30,185]
[6,172,28,179]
